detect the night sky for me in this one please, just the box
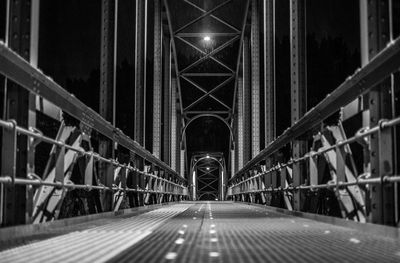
[0,0,379,169]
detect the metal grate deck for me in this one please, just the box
[1,202,400,263]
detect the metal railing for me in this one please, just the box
[227,35,400,224]
[0,41,188,224]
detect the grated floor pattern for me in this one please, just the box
[1,202,400,263]
[110,202,400,263]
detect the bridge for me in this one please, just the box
[0,0,400,262]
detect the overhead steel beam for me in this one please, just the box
[183,0,240,33]
[181,75,232,110]
[228,35,400,184]
[180,35,240,74]
[176,32,240,37]
[263,0,275,146]
[183,75,234,111]
[152,0,162,158]
[176,36,234,72]
[175,0,233,34]
[251,0,260,158]
[181,73,234,77]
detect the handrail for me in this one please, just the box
[229,36,400,183]
[229,115,400,191]
[0,41,185,183]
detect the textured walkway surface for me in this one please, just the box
[1,202,400,263]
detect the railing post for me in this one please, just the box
[263,0,276,146]
[163,37,171,165]
[366,0,394,225]
[290,0,307,211]
[153,0,162,158]
[251,0,260,158]
[134,0,147,146]
[1,0,36,226]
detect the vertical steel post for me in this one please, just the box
[263,0,275,146]
[163,37,171,165]
[171,78,177,171]
[290,0,307,211]
[180,149,185,177]
[152,0,162,158]
[134,0,146,145]
[100,0,116,124]
[367,0,394,225]
[99,0,116,211]
[1,0,34,226]
[251,0,260,158]
[243,37,252,164]
[237,76,244,169]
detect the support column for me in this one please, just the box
[367,0,394,225]
[290,0,307,211]
[243,37,252,164]
[263,0,275,146]
[237,77,244,169]
[171,78,177,171]
[134,0,146,145]
[152,0,162,158]
[1,0,36,226]
[251,0,260,158]
[163,38,171,165]
[100,0,116,124]
[99,0,116,212]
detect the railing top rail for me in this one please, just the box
[0,41,185,183]
[229,36,400,183]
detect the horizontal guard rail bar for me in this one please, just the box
[0,41,184,183]
[0,176,184,195]
[0,119,184,189]
[230,36,400,183]
[230,175,400,195]
[231,115,400,187]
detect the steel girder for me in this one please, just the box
[366,0,395,225]
[290,0,307,211]
[1,0,37,226]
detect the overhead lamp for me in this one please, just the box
[203,36,211,42]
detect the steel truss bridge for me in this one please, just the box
[0,0,400,262]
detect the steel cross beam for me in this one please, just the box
[180,35,240,74]
[184,75,234,111]
[181,75,231,111]
[183,0,240,33]
[163,0,184,118]
[198,179,219,191]
[231,0,250,117]
[176,36,235,73]
[181,73,234,77]
[175,0,233,34]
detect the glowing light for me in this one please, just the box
[204,36,211,42]
[165,252,178,260]
[175,238,185,245]
[207,167,210,171]
[209,252,220,257]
